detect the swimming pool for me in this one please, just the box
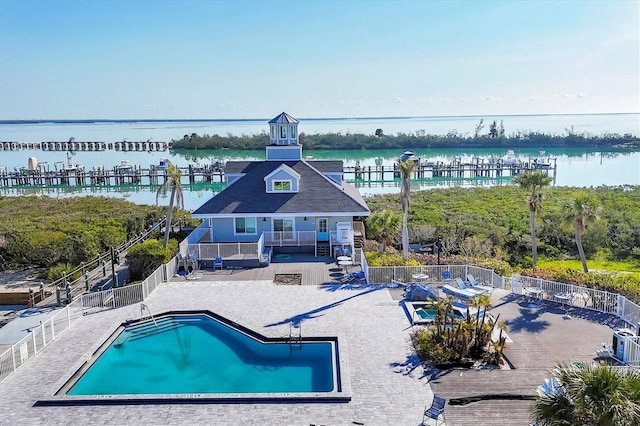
[47,311,350,404]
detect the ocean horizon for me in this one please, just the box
[1,111,638,125]
[1,112,639,145]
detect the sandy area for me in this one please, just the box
[0,269,46,292]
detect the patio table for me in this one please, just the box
[338,260,353,275]
[554,292,573,319]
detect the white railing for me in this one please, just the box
[366,264,504,288]
[0,260,172,383]
[187,242,261,260]
[511,274,640,367]
[263,230,316,247]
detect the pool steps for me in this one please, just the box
[114,317,190,346]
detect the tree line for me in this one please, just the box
[170,128,639,151]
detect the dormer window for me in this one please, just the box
[280,126,287,139]
[273,180,291,191]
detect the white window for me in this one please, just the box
[290,125,296,139]
[273,180,291,191]
[235,217,256,234]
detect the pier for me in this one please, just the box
[0,157,556,190]
[0,163,225,188]
[0,140,171,152]
[345,157,557,181]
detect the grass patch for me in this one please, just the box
[537,258,640,274]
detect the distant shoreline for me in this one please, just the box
[1,112,639,126]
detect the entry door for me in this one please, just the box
[317,218,328,242]
[273,218,294,241]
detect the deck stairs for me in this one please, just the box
[317,242,330,257]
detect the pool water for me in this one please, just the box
[416,308,438,320]
[67,314,335,395]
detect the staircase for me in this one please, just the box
[317,242,330,257]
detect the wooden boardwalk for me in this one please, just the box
[427,290,627,425]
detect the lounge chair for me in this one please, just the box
[422,394,446,426]
[455,277,486,295]
[214,256,223,270]
[442,284,478,300]
[441,271,452,281]
[467,274,494,294]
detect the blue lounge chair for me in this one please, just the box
[467,274,494,294]
[441,271,452,281]
[442,284,477,300]
[455,277,486,295]
[422,394,446,426]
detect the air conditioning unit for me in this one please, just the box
[612,328,637,363]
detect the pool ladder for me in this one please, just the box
[289,322,302,350]
[140,303,158,330]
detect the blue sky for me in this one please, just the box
[0,0,638,119]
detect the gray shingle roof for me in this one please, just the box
[193,160,369,216]
[268,112,299,124]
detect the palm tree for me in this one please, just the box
[513,170,552,271]
[397,158,417,260]
[156,161,184,247]
[531,363,640,426]
[562,192,600,272]
[367,210,402,253]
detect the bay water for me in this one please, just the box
[0,113,638,211]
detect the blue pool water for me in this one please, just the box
[67,314,335,395]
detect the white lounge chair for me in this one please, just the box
[442,284,477,300]
[455,277,486,295]
[466,274,494,294]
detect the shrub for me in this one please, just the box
[127,239,177,281]
[46,263,81,283]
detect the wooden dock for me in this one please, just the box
[0,140,171,151]
[345,157,556,181]
[427,291,626,425]
[0,163,226,188]
[0,158,555,189]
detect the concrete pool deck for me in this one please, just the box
[0,280,432,426]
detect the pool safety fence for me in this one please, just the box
[0,259,172,383]
[364,263,504,289]
[511,274,640,367]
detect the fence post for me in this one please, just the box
[41,321,46,347]
[102,260,107,277]
[32,331,37,354]
[50,317,55,340]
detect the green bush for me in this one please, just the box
[127,239,178,281]
[365,251,421,266]
[46,263,81,283]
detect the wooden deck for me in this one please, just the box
[171,253,354,286]
[427,290,627,425]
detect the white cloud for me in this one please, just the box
[576,92,587,98]
[555,92,572,98]
[393,97,403,103]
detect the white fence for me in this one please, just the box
[511,274,640,367]
[187,241,261,260]
[0,260,170,383]
[263,230,316,247]
[365,263,504,289]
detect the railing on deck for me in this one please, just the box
[187,241,261,260]
[511,274,640,367]
[0,259,171,383]
[263,230,316,247]
[365,264,504,289]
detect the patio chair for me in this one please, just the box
[467,274,494,294]
[441,271,452,282]
[442,284,478,300]
[422,394,446,426]
[214,256,223,270]
[455,277,486,295]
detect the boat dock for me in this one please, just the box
[345,157,556,180]
[0,157,555,189]
[0,140,171,151]
[0,163,225,188]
